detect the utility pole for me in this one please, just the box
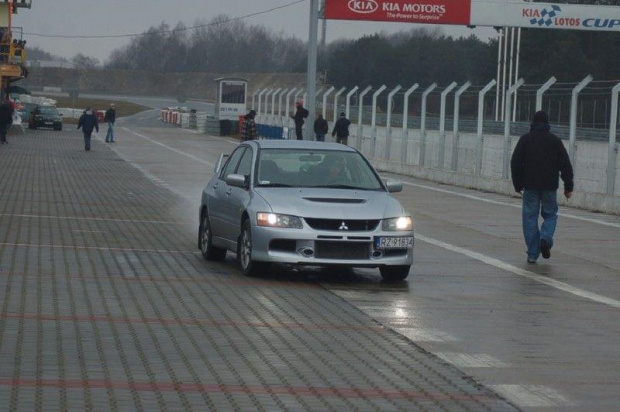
[305,0,319,140]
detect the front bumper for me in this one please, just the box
[251,224,414,268]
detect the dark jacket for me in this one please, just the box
[293,106,309,125]
[241,116,257,141]
[78,111,99,134]
[104,108,116,123]
[314,117,328,134]
[0,101,14,124]
[332,117,351,138]
[510,122,574,193]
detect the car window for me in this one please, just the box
[38,107,58,115]
[236,148,253,177]
[257,149,383,190]
[220,147,245,179]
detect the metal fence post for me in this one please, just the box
[322,86,336,119]
[401,84,419,164]
[503,78,524,179]
[257,89,267,117]
[452,81,471,171]
[345,86,359,121]
[278,88,288,121]
[357,86,373,151]
[333,86,347,125]
[385,85,402,160]
[271,88,282,122]
[536,76,556,111]
[569,75,593,166]
[371,85,387,158]
[438,82,458,169]
[476,80,496,177]
[285,88,297,126]
[420,83,437,167]
[607,83,620,195]
[252,91,259,110]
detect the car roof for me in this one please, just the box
[248,140,357,152]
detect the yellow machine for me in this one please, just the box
[0,0,31,95]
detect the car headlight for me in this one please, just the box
[257,212,302,229]
[382,216,413,231]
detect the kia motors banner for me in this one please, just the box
[325,0,472,25]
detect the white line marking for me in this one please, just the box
[418,234,620,309]
[0,243,199,255]
[122,127,215,167]
[436,352,508,368]
[489,384,570,408]
[0,213,185,225]
[393,327,457,342]
[401,181,620,229]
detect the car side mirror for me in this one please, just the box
[225,174,247,188]
[59,114,63,117]
[384,179,403,193]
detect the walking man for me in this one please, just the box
[78,107,99,151]
[0,98,14,145]
[511,111,574,264]
[331,112,351,145]
[240,110,257,141]
[104,103,116,143]
[291,100,308,140]
[313,114,328,142]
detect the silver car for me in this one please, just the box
[198,140,414,280]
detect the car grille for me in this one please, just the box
[304,218,380,231]
[315,241,370,260]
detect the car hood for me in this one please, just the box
[253,187,408,219]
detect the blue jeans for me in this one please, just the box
[315,133,325,142]
[522,190,558,259]
[105,122,115,142]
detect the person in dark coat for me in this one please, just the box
[240,110,257,141]
[510,110,574,264]
[313,114,328,142]
[0,99,14,144]
[77,107,99,151]
[104,103,116,143]
[331,112,351,145]
[291,101,308,140]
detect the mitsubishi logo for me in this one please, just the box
[339,221,349,230]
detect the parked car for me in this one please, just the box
[198,140,414,280]
[28,105,62,130]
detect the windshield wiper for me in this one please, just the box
[257,183,294,187]
[313,184,368,190]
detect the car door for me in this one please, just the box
[208,147,246,244]
[220,147,253,242]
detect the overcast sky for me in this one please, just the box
[14,0,497,62]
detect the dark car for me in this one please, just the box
[28,105,63,131]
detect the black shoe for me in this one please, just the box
[540,239,551,259]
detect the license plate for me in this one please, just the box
[375,236,414,249]
[45,122,53,125]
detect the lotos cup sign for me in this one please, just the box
[325,0,472,25]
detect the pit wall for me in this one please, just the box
[259,114,620,215]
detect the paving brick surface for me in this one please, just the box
[0,130,518,411]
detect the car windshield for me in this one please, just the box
[256,149,383,190]
[38,107,59,115]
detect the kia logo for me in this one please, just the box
[348,0,379,14]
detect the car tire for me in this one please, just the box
[55,125,62,131]
[199,210,226,261]
[380,265,410,281]
[238,219,269,277]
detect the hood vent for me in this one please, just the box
[303,197,366,204]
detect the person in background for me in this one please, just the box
[331,112,351,145]
[511,110,574,264]
[291,100,308,140]
[241,110,257,141]
[313,114,328,142]
[78,107,99,151]
[0,98,14,145]
[104,103,116,143]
